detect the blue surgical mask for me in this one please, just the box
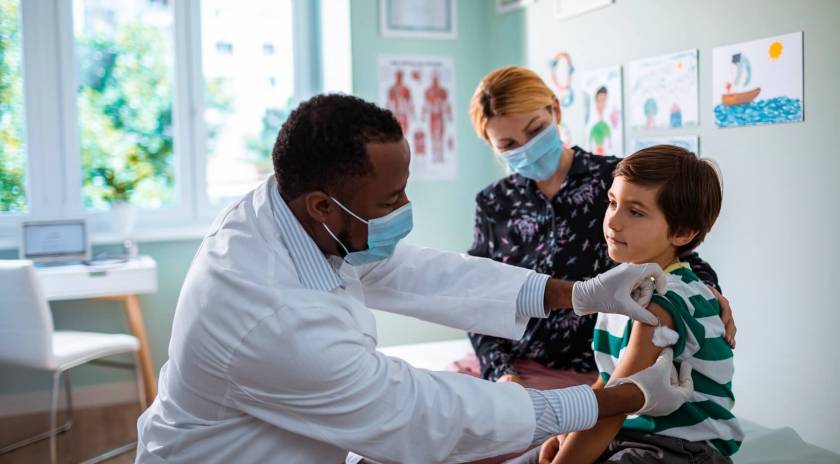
[322,197,413,266]
[501,124,563,181]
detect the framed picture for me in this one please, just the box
[496,0,537,14]
[554,0,613,20]
[380,0,457,39]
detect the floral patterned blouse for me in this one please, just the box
[467,147,720,381]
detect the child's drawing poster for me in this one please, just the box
[581,66,623,156]
[554,0,614,20]
[547,50,576,147]
[628,49,699,130]
[712,31,803,128]
[631,135,699,155]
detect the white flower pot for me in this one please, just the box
[111,201,135,238]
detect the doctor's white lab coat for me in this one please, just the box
[136,176,542,463]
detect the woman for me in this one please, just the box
[466,66,736,385]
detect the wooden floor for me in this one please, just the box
[0,403,141,464]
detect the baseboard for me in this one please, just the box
[0,381,139,417]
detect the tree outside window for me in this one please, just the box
[0,0,26,213]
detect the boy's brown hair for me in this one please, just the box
[613,145,722,256]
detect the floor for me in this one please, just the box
[0,403,140,464]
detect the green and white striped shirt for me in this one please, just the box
[593,262,744,456]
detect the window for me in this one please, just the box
[201,0,295,202]
[0,0,26,213]
[0,0,351,246]
[73,0,176,210]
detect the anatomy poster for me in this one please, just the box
[627,49,699,130]
[379,55,457,180]
[712,31,803,128]
[581,65,623,156]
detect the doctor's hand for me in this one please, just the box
[571,263,668,325]
[608,348,694,417]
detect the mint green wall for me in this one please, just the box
[0,1,526,396]
[350,0,524,346]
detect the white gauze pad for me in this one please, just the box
[652,326,679,348]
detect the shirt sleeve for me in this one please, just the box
[515,272,550,319]
[352,243,534,340]
[527,385,599,444]
[226,295,537,463]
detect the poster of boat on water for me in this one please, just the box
[712,31,803,128]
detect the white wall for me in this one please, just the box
[524,0,840,453]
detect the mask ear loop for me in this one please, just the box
[329,196,369,224]
[322,223,351,256]
[322,196,367,257]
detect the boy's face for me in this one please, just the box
[603,176,693,267]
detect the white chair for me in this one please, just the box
[0,260,146,464]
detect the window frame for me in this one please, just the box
[0,0,350,249]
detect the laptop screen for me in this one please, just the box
[22,221,87,259]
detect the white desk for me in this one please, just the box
[37,256,159,403]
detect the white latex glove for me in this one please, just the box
[609,348,694,416]
[571,263,668,325]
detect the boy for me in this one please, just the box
[538,145,743,463]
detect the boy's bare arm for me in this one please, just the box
[549,304,676,464]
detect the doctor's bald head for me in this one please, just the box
[272,94,405,200]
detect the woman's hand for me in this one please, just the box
[538,435,566,464]
[497,374,524,385]
[707,285,736,348]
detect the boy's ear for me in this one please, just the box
[670,228,699,248]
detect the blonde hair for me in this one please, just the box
[470,66,556,141]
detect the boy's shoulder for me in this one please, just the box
[661,263,715,300]
[651,264,722,326]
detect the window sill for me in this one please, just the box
[0,222,210,252]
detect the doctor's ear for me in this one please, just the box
[304,191,334,223]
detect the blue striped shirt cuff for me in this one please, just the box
[527,385,598,444]
[515,272,550,319]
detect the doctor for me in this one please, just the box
[136,94,693,464]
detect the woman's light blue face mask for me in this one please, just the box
[500,123,564,181]
[322,197,413,266]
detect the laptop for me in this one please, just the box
[19,219,91,265]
